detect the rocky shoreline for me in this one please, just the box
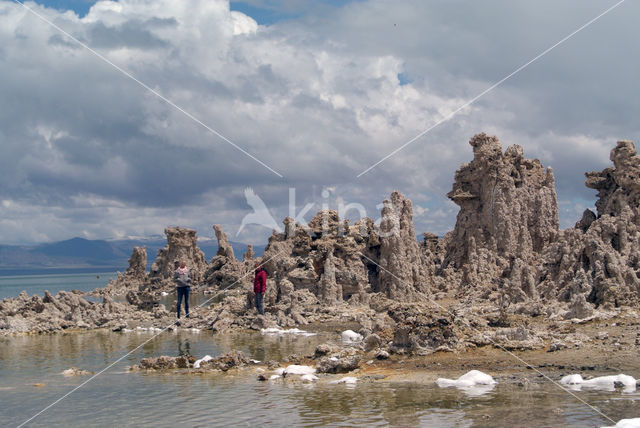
[124,312,640,397]
[1,134,639,381]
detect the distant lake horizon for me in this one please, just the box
[0,267,125,277]
[0,272,117,300]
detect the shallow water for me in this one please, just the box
[1,330,638,427]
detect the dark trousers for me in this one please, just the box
[254,292,264,315]
[177,286,190,318]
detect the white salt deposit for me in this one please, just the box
[269,375,280,380]
[274,368,285,376]
[341,330,363,343]
[330,376,357,385]
[260,328,316,337]
[560,374,583,385]
[561,374,637,392]
[602,418,640,428]
[283,365,316,375]
[301,374,319,382]
[436,370,497,388]
[61,368,88,376]
[436,370,497,397]
[134,326,163,333]
[193,355,213,369]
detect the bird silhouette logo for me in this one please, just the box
[237,188,282,236]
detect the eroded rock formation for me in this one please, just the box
[443,133,559,300]
[538,140,640,307]
[204,225,247,289]
[214,224,235,259]
[258,195,427,307]
[4,132,640,344]
[260,209,371,306]
[377,192,431,299]
[243,245,255,261]
[125,246,147,280]
[150,227,207,283]
[0,290,156,334]
[202,191,429,316]
[97,246,148,295]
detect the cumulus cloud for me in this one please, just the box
[0,0,638,244]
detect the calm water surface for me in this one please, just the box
[0,273,116,300]
[1,330,638,427]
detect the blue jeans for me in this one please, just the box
[177,286,190,318]
[254,292,264,315]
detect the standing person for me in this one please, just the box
[253,260,267,315]
[174,261,191,319]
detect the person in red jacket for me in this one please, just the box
[253,260,267,315]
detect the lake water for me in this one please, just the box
[1,329,638,427]
[1,276,638,427]
[0,272,116,300]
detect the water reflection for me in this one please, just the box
[2,331,639,427]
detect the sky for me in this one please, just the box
[0,0,638,245]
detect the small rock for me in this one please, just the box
[267,360,280,369]
[374,349,390,360]
[364,333,382,351]
[548,341,567,352]
[314,343,339,358]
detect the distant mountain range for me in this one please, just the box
[0,237,264,275]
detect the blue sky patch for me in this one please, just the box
[32,0,94,17]
[397,71,412,86]
[230,1,300,26]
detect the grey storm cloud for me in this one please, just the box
[88,19,172,49]
[0,0,638,244]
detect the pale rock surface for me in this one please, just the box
[243,245,255,261]
[0,290,159,335]
[539,141,640,307]
[96,246,148,295]
[214,224,235,259]
[377,191,431,299]
[442,133,559,299]
[125,246,147,280]
[204,225,247,289]
[149,227,207,283]
[260,210,372,306]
